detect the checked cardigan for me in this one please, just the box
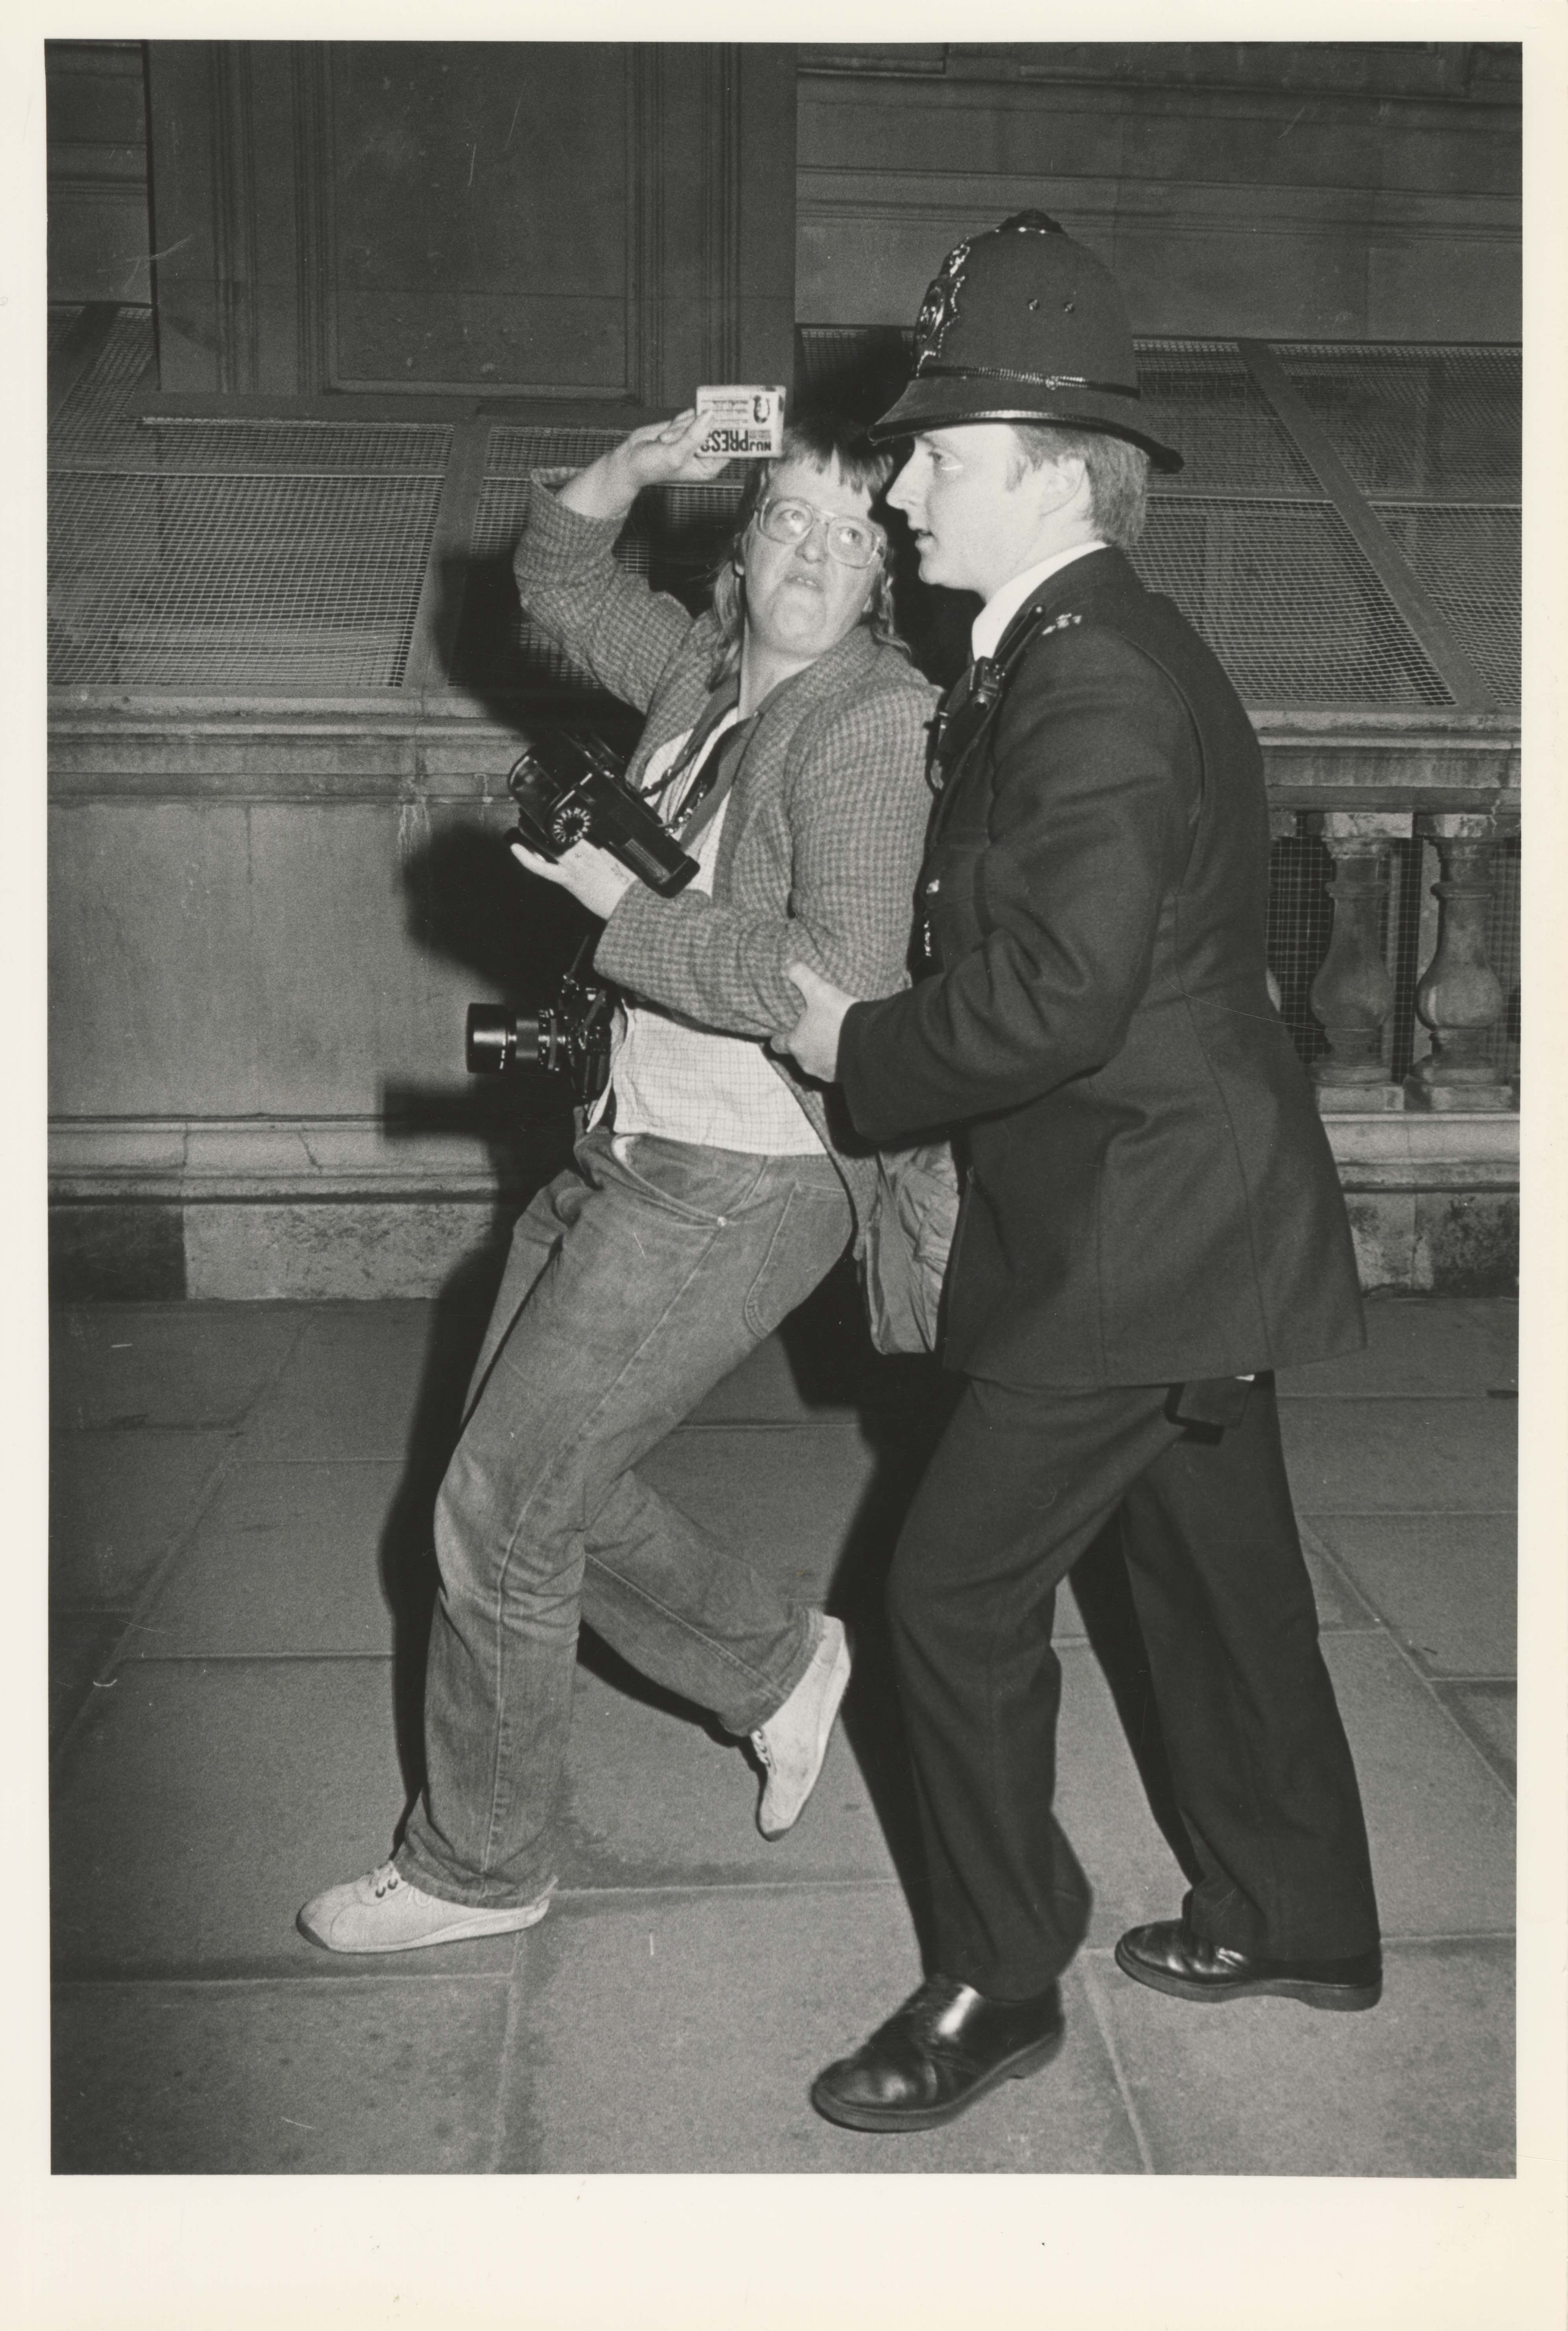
[512,480,937,1235]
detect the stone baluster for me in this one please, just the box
[1404,813,1516,1111]
[1306,812,1409,1112]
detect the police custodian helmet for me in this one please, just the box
[871,210,1183,474]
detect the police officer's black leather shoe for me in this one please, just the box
[810,1973,1065,2133]
[1115,1918,1382,2011]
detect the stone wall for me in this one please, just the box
[797,43,1520,341]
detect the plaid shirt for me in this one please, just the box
[513,482,937,1235]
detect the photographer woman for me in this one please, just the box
[300,409,935,1952]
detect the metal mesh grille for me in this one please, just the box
[1267,831,1519,1082]
[1372,504,1520,705]
[1273,344,1521,501]
[1268,837,1336,1069]
[1133,342,1323,496]
[49,308,157,467]
[486,425,630,478]
[1488,834,1522,1083]
[70,418,454,477]
[1131,499,1452,707]
[793,325,920,425]
[49,319,1517,713]
[49,312,449,689]
[49,471,444,689]
[460,477,641,688]
[456,474,745,693]
[48,305,86,354]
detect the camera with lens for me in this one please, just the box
[466,947,614,1112]
[506,728,699,898]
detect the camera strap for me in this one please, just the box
[674,714,760,851]
[641,678,743,813]
[641,675,761,853]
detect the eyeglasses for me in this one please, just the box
[754,497,885,570]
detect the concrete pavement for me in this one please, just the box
[49,1276,1516,2175]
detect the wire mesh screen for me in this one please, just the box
[49,312,450,689]
[1372,504,1520,705]
[1131,499,1452,706]
[1133,342,1323,496]
[487,425,631,477]
[49,471,445,689]
[793,325,920,425]
[74,419,455,477]
[49,308,157,468]
[1268,837,1337,1070]
[48,315,1517,716]
[456,472,744,693]
[1399,834,1520,1084]
[1488,834,1522,1084]
[48,305,86,355]
[1267,831,1519,1083]
[1273,344,1521,501]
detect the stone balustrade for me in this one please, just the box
[1292,804,1518,1117]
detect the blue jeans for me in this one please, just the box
[397,1124,854,1907]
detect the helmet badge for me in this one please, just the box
[913,239,971,372]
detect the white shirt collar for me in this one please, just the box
[970,541,1106,663]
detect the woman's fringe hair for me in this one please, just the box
[707,412,911,686]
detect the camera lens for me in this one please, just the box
[466,1004,544,1074]
[550,803,592,848]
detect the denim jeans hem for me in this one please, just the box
[393,1834,557,1913]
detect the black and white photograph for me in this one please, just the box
[13,9,1565,2325]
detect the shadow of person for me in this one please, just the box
[378,1238,512,1818]
[378,810,583,1817]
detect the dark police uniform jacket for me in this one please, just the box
[837,546,1365,1391]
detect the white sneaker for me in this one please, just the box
[751,1616,852,1839]
[297,1860,556,1955]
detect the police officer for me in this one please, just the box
[783,213,1382,2134]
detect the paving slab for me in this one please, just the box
[1322,1635,1515,1936]
[1082,1937,1513,2176]
[52,1976,512,2174]
[1435,1683,1516,1792]
[50,1303,304,1431]
[1275,1297,1517,1399]
[50,1657,513,1980]
[49,1612,130,1746]
[562,1629,1199,1931]
[1281,1398,1516,1513]
[243,1303,438,1460]
[49,1428,230,1607]
[500,1884,1145,2174]
[1309,1513,1516,1678]
[556,1661,901,1891]
[133,1459,405,1657]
